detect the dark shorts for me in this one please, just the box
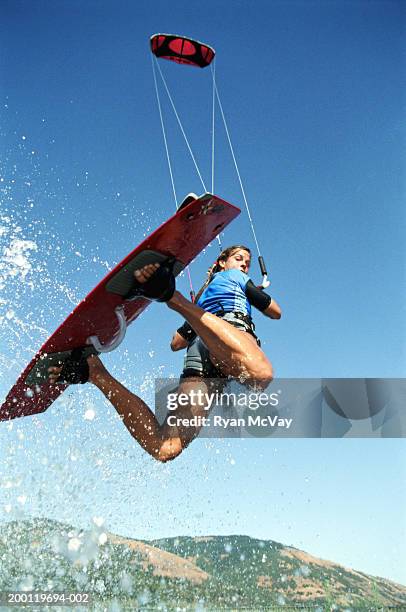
[180,312,259,380]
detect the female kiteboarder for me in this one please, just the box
[49,245,281,462]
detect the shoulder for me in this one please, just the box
[221,269,250,286]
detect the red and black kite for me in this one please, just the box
[150,33,215,68]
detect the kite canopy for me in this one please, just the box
[150,33,215,68]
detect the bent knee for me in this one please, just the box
[156,437,183,463]
[252,363,274,390]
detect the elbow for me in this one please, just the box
[272,302,282,319]
[267,305,281,319]
[170,335,180,351]
[171,335,188,351]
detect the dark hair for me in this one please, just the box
[193,245,251,303]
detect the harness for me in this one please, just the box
[213,307,261,346]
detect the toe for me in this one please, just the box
[134,262,160,283]
[48,365,62,383]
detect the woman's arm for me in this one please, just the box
[170,321,197,351]
[245,280,281,319]
[170,331,189,351]
[262,297,281,319]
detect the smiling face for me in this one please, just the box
[219,247,251,274]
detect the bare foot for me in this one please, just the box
[133,261,179,305]
[48,354,108,385]
[134,262,160,283]
[48,365,63,384]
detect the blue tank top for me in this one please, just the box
[197,269,252,317]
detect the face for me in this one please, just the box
[220,249,251,273]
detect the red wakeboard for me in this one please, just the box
[0,194,240,421]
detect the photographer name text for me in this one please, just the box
[167,415,293,429]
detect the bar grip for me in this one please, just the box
[258,256,267,277]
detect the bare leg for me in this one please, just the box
[135,264,273,388]
[49,356,213,462]
[48,264,214,462]
[167,290,273,387]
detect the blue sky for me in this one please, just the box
[1,0,405,585]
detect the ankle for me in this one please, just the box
[89,372,108,387]
[167,290,186,310]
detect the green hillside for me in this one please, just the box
[0,518,404,610]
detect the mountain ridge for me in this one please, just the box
[1,518,404,609]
